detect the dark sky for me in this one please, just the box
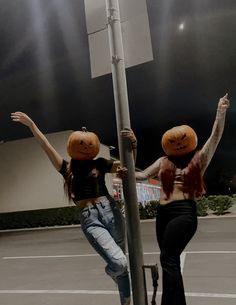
[0,0,236,193]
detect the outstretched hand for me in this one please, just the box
[218,93,230,111]
[11,112,33,127]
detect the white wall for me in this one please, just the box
[0,131,112,213]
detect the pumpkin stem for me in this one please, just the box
[81,126,87,132]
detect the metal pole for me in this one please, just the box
[105,1,148,305]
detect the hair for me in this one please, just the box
[159,151,205,200]
[63,160,75,200]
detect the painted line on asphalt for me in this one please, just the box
[0,290,235,299]
[185,292,236,299]
[185,292,236,298]
[0,290,118,295]
[180,252,186,274]
[144,251,236,255]
[2,254,98,259]
[2,250,236,260]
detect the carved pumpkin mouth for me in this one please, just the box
[79,150,95,156]
[79,146,94,152]
[77,150,95,159]
[79,151,90,155]
[176,145,187,151]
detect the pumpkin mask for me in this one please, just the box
[67,127,100,160]
[161,125,197,157]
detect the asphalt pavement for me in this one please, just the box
[0,208,236,305]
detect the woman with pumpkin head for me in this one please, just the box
[135,93,230,305]
[11,111,137,305]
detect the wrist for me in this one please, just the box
[216,108,226,120]
[131,141,137,149]
[217,107,227,115]
[28,120,36,129]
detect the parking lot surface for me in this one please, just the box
[0,215,236,305]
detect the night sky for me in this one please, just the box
[0,0,236,194]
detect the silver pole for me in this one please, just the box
[105,1,148,304]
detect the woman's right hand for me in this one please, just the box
[11,111,63,171]
[11,111,33,127]
[116,165,128,179]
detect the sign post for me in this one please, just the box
[105,1,148,304]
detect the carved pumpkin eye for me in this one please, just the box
[161,125,197,156]
[67,129,100,160]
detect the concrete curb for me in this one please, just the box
[0,212,236,233]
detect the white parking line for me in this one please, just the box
[3,250,236,260]
[185,292,236,298]
[1,251,236,300]
[180,252,186,274]
[186,251,236,254]
[0,290,119,295]
[0,290,235,299]
[2,254,98,259]
[144,251,236,255]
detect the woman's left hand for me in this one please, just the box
[121,128,137,148]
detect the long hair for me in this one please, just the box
[159,151,205,200]
[63,160,74,200]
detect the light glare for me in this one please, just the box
[179,23,185,31]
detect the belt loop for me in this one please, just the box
[101,195,108,208]
[88,206,92,216]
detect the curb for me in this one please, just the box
[0,213,236,233]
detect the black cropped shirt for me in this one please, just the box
[59,158,114,202]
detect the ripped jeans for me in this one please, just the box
[79,195,131,305]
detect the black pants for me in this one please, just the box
[156,200,198,305]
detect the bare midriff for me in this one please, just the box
[75,195,107,209]
[159,182,194,205]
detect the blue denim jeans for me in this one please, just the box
[79,195,131,305]
[156,200,198,305]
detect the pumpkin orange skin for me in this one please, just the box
[67,130,100,160]
[161,125,198,157]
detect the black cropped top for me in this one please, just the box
[59,158,114,202]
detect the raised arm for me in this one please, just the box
[11,112,63,171]
[200,93,230,174]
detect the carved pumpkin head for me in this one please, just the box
[161,125,198,157]
[67,127,100,160]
